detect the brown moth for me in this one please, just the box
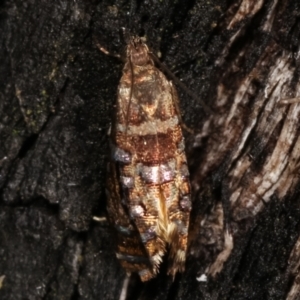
[106,37,191,281]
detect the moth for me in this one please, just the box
[106,37,191,281]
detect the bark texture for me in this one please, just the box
[0,0,300,299]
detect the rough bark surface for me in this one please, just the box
[0,0,300,299]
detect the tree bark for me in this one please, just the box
[1,0,300,299]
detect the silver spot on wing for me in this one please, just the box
[130,204,145,218]
[139,160,176,184]
[120,176,134,188]
[140,165,160,184]
[140,227,157,243]
[114,225,135,236]
[173,219,188,235]
[112,145,132,163]
[116,253,149,264]
[178,139,185,153]
[161,160,176,182]
[180,164,190,179]
[180,195,192,211]
[138,269,153,279]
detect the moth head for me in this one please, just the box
[127,37,150,66]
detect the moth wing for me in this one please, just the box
[165,82,192,277]
[106,160,155,280]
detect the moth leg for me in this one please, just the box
[93,36,122,60]
[119,273,131,300]
[92,216,107,222]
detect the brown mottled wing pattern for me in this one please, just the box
[106,160,151,276]
[106,37,191,281]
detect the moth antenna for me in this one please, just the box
[121,27,131,45]
[149,52,213,115]
[124,56,135,140]
[170,82,194,134]
[94,36,122,60]
[129,0,137,16]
